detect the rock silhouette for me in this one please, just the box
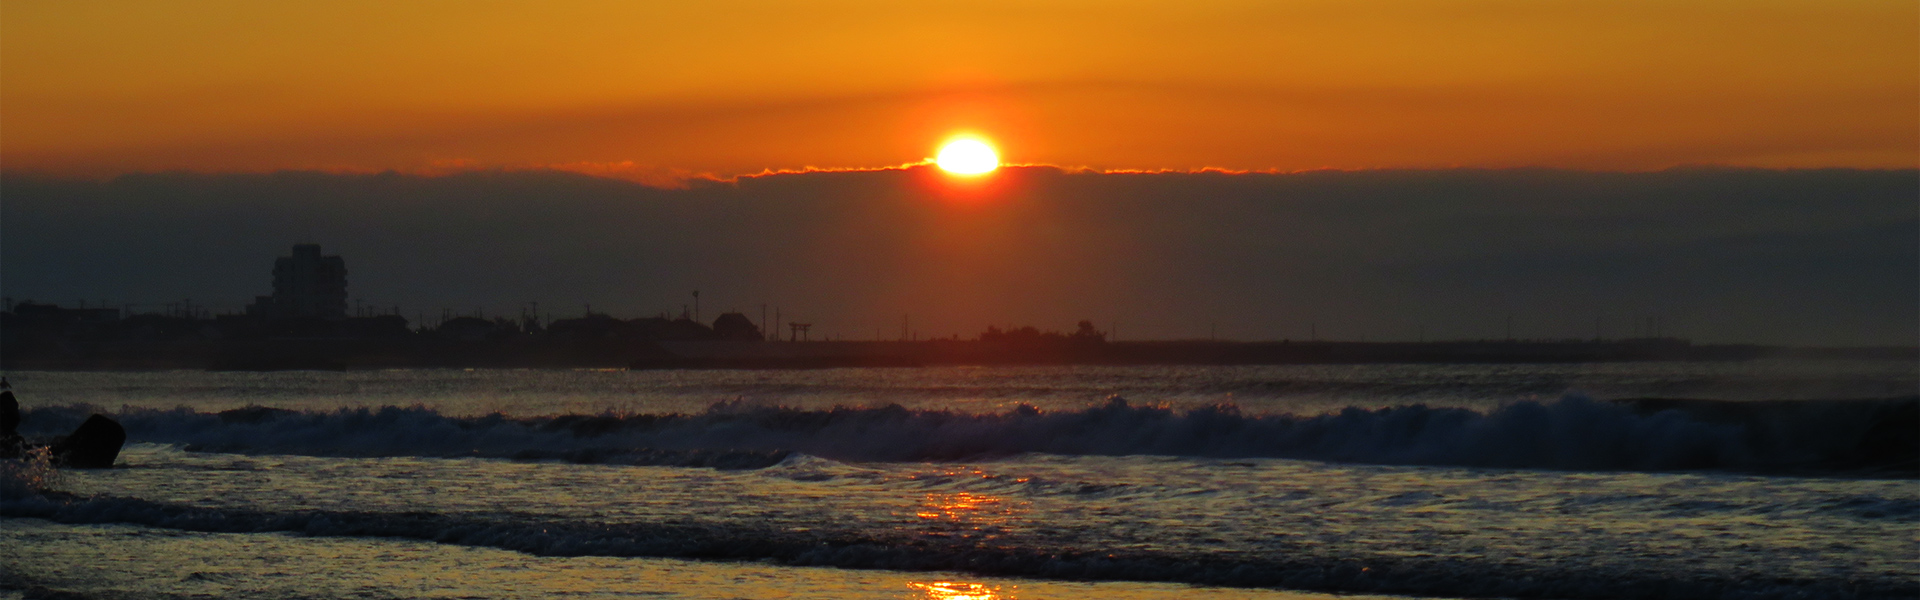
[0,389,24,459]
[50,415,127,469]
[0,380,128,468]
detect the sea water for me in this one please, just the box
[3,361,1916,599]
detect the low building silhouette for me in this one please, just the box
[247,244,348,319]
[711,312,763,341]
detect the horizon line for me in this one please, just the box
[4,162,1910,190]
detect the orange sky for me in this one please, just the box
[3,0,1915,180]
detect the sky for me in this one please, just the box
[1,1,1915,345]
[3,1,1915,179]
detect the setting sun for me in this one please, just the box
[3,2,1913,599]
[935,139,999,175]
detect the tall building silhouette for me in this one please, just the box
[247,244,348,319]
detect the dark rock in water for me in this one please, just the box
[0,390,24,459]
[1,390,19,434]
[0,433,24,460]
[50,414,127,469]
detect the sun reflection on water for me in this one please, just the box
[908,580,1006,600]
[915,491,1011,524]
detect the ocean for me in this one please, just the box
[3,361,1916,599]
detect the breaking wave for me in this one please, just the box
[17,395,1917,475]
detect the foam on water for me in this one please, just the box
[5,364,1915,599]
[0,520,1410,600]
[5,487,1913,599]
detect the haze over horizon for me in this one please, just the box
[4,166,1913,346]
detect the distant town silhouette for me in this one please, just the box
[2,245,1908,370]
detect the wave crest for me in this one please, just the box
[18,395,1916,475]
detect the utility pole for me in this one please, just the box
[692,290,700,324]
[761,304,768,341]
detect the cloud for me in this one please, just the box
[1,166,1912,345]
[8,76,1915,179]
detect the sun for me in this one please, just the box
[935,138,999,175]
